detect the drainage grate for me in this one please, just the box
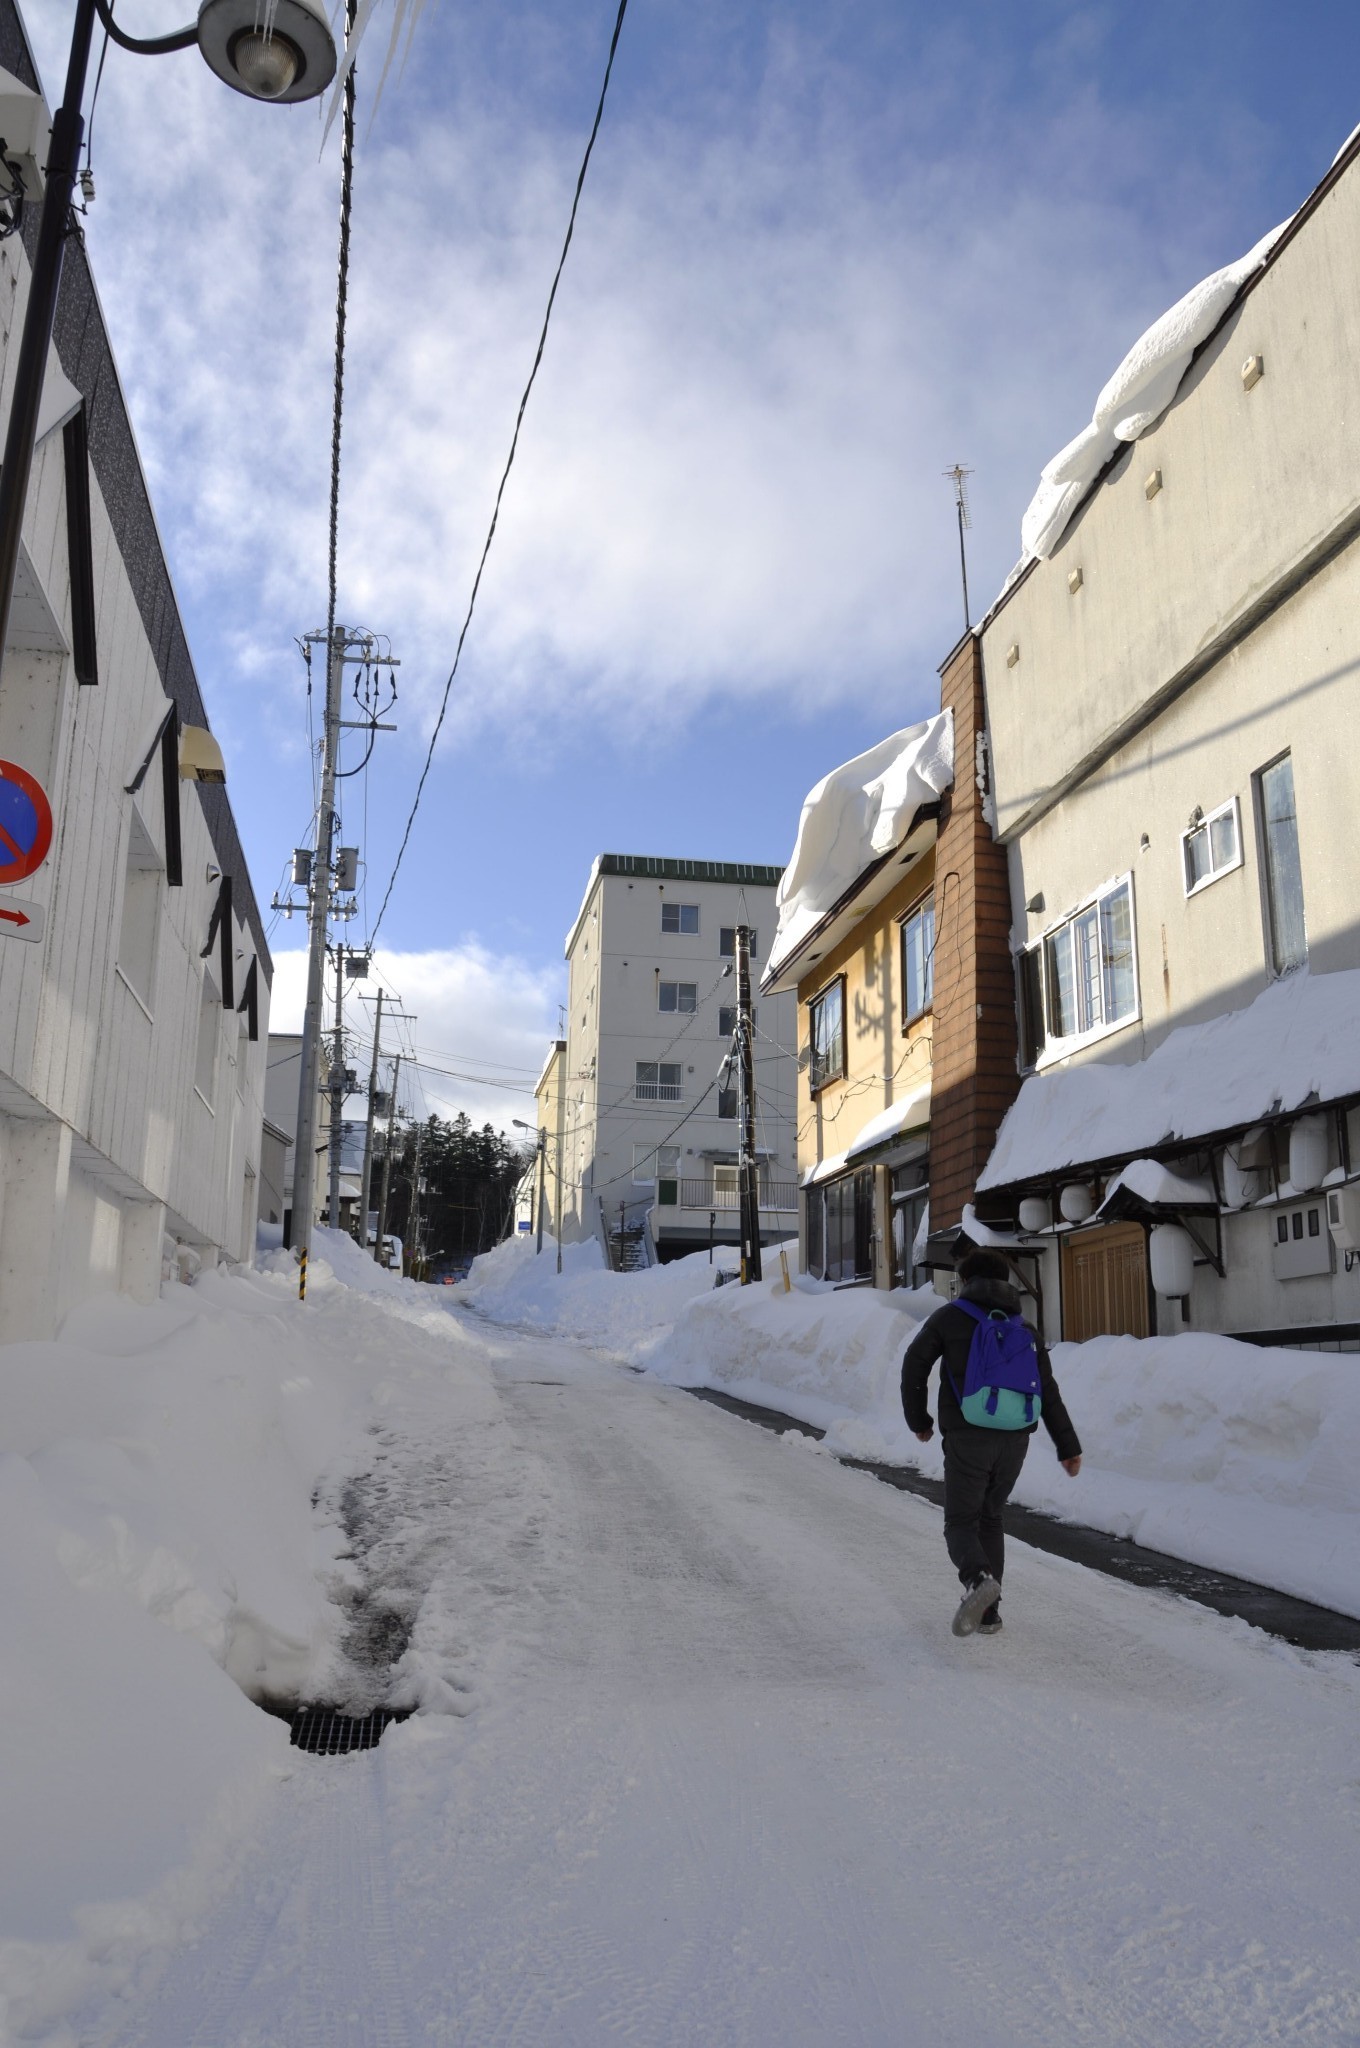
[289,1705,410,1755]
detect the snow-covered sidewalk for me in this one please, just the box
[463,1234,1360,1619]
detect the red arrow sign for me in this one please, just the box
[0,894,45,943]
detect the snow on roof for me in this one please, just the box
[1018,218,1289,565]
[1097,1158,1217,1213]
[768,713,954,982]
[979,968,1360,1191]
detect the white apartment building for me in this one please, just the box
[560,855,799,1261]
[970,127,1360,1348]
[0,35,272,1337]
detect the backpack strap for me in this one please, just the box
[943,1297,988,1408]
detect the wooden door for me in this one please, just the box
[1061,1222,1149,1341]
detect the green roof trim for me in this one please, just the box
[599,854,784,885]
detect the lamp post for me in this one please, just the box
[0,0,337,669]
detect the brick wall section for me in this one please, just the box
[928,633,1021,1232]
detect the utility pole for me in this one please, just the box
[535,1127,548,1256]
[374,1054,401,1265]
[944,464,973,633]
[292,624,345,1280]
[408,1121,424,1277]
[735,924,762,1283]
[357,988,383,1244]
[328,944,346,1232]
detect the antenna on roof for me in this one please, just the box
[944,463,973,632]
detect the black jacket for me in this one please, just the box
[900,1277,1081,1461]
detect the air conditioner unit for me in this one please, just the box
[1325,1185,1360,1251]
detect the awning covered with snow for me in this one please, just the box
[1094,1158,1218,1221]
[763,714,953,994]
[800,1084,932,1188]
[979,969,1360,1193]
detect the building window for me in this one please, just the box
[634,1144,680,1189]
[195,971,220,1105]
[900,898,934,1024]
[1017,944,1046,1071]
[662,902,699,935]
[1182,797,1242,896]
[635,1061,682,1101]
[806,1169,873,1282]
[718,1005,756,1038]
[1256,753,1307,975]
[808,978,846,1091]
[717,1086,737,1119]
[719,927,757,958]
[659,980,697,1013]
[713,1162,740,1204]
[1025,875,1138,1052]
[116,809,162,1011]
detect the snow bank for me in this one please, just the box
[641,1279,1360,1619]
[0,1232,494,2038]
[981,966,1360,1188]
[767,713,953,979]
[1020,219,1287,562]
[456,1231,732,1355]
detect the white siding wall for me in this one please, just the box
[0,219,271,1339]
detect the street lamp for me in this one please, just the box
[0,0,338,671]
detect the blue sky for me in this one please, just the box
[21,0,1360,1120]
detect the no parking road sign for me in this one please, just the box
[0,759,53,890]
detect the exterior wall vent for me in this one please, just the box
[1241,353,1264,391]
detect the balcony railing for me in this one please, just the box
[668,1177,798,1211]
[634,1081,682,1102]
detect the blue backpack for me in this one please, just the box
[946,1299,1043,1431]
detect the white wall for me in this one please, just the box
[561,866,798,1245]
[0,206,271,1339]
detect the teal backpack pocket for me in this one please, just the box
[959,1386,1042,1430]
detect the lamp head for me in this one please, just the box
[197,0,337,102]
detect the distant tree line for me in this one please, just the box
[382,1112,532,1268]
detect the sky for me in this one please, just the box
[20,0,1360,1127]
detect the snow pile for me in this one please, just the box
[641,1277,1360,1618]
[0,1233,503,2036]
[767,713,954,980]
[981,967,1360,1188]
[456,1231,732,1354]
[1020,219,1287,561]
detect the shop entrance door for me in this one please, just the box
[1060,1222,1149,1340]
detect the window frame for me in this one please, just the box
[899,894,935,1028]
[807,975,847,1094]
[635,1061,683,1102]
[1019,873,1140,1065]
[1182,796,1243,899]
[661,902,700,936]
[658,980,698,1014]
[1254,751,1308,978]
[719,926,757,959]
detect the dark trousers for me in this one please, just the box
[942,1428,1031,1586]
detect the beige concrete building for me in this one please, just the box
[968,131,1360,1347]
[560,855,799,1262]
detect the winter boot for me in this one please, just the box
[977,1602,1003,1636]
[952,1573,1002,1638]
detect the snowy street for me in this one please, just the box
[70,1296,1360,2048]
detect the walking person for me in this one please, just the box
[901,1250,1082,1637]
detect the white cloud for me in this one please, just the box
[267,941,560,1132]
[20,0,1299,775]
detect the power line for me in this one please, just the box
[369,0,631,943]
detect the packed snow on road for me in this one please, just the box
[2,1230,1358,2045]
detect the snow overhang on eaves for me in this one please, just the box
[761,806,940,996]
